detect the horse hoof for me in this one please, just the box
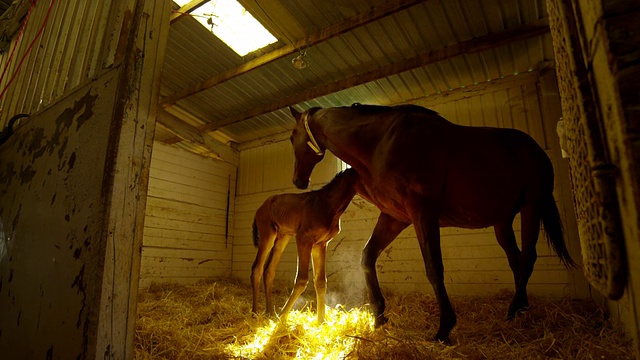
[506,305,530,320]
[433,335,453,346]
[374,314,388,328]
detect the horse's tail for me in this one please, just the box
[541,194,577,269]
[252,218,259,248]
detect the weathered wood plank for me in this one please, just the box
[149,159,235,186]
[146,201,226,219]
[143,235,229,249]
[143,227,227,242]
[147,179,230,204]
[143,247,230,260]
[152,141,237,175]
[146,196,226,216]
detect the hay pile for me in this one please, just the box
[135,278,634,359]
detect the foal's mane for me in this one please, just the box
[318,168,357,193]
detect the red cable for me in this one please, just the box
[0,0,57,102]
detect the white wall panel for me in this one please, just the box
[139,142,237,287]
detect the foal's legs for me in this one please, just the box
[251,224,277,315]
[411,205,456,344]
[510,203,540,318]
[263,235,291,315]
[311,243,328,323]
[361,213,409,326]
[280,240,313,319]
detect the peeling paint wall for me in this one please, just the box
[0,71,118,359]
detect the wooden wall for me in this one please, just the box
[140,142,238,287]
[0,0,171,358]
[231,71,587,302]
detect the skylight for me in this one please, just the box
[175,0,278,56]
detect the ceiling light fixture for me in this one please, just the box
[292,48,308,69]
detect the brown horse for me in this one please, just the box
[288,103,576,343]
[250,168,359,323]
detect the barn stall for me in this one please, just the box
[0,0,638,359]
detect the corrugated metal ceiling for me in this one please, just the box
[159,0,553,152]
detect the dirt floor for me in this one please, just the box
[134,278,634,359]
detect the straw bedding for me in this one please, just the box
[135,278,634,359]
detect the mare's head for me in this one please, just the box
[289,106,325,189]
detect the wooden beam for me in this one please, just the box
[237,130,291,151]
[157,109,238,163]
[159,0,427,108]
[408,71,539,106]
[163,18,550,145]
[169,0,208,25]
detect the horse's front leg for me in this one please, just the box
[361,213,409,327]
[411,203,456,344]
[311,242,328,323]
[280,241,313,319]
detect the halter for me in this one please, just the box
[304,114,324,156]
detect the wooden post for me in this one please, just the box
[95,0,171,358]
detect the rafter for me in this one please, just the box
[157,109,238,163]
[159,0,427,108]
[169,0,209,24]
[163,18,550,145]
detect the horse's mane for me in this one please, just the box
[350,102,439,116]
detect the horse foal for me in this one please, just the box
[251,168,359,323]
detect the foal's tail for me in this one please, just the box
[541,195,577,269]
[252,218,259,248]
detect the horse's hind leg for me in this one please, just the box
[361,213,409,327]
[263,234,290,315]
[311,242,328,323]
[509,203,541,318]
[411,205,456,344]
[250,226,276,315]
[494,220,524,317]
